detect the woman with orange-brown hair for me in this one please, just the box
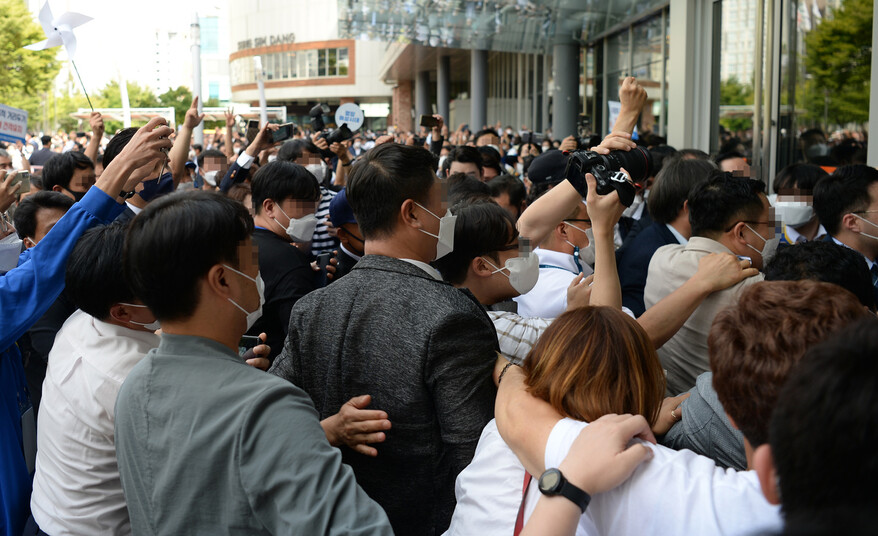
[445,303,781,536]
[520,306,665,427]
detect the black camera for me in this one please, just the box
[564,146,653,207]
[324,123,354,145]
[310,103,331,132]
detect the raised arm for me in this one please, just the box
[84,112,104,164]
[169,97,204,186]
[583,172,625,309]
[222,108,236,160]
[330,141,352,187]
[637,253,758,348]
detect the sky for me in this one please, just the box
[25,0,227,94]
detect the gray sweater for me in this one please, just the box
[115,334,391,535]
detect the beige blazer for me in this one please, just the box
[644,237,764,395]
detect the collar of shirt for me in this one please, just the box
[400,258,443,280]
[534,247,580,274]
[665,223,689,245]
[784,223,827,244]
[831,235,875,269]
[126,201,144,215]
[339,243,362,261]
[156,333,242,363]
[685,236,735,255]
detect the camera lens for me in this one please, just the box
[603,146,653,183]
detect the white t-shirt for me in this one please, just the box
[31,310,160,535]
[445,418,781,536]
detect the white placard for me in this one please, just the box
[0,104,28,144]
[335,103,365,131]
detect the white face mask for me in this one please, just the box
[564,222,596,267]
[0,233,23,272]
[851,213,878,242]
[118,303,161,331]
[203,170,219,187]
[542,144,551,152]
[775,200,814,228]
[414,202,456,260]
[482,251,540,295]
[267,154,277,163]
[306,161,328,182]
[354,141,362,149]
[274,205,319,243]
[223,264,265,331]
[744,224,780,265]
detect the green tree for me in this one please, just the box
[157,86,193,126]
[93,81,160,132]
[802,0,872,127]
[719,77,754,133]
[0,0,60,130]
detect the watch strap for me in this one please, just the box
[539,468,591,513]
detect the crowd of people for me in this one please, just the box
[0,76,876,536]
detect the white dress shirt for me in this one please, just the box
[31,310,160,536]
[513,247,592,318]
[445,418,781,536]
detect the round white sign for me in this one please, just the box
[335,103,365,131]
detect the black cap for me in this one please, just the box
[527,149,568,185]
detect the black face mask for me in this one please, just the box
[69,189,87,202]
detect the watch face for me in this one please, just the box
[539,468,562,493]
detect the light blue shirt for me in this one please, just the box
[665,224,689,245]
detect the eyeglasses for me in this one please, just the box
[853,210,878,215]
[564,219,592,225]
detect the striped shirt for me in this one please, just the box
[311,187,339,255]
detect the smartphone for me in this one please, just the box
[316,251,333,287]
[238,335,261,351]
[272,123,295,143]
[9,171,30,193]
[419,114,440,129]
[245,120,260,144]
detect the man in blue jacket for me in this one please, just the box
[0,118,172,536]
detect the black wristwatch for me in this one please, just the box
[538,468,591,513]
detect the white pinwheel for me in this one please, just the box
[23,1,92,60]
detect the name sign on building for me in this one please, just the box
[238,33,296,51]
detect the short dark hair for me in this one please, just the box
[124,191,254,321]
[773,163,828,194]
[442,146,483,177]
[41,152,94,191]
[647,145,679,178]
[250,160,321,214]
[477,146,503,175]
[346,143,438,239]
[40,135,51,146]
[764,240,876,310]
[13,191,74,239]
[813,165,878,235]
[197,149,226,168]
[488,174,526,208]
[103,128,138,170]
[434,200,517,285]
[474,129,499,144]
[678,148,710,160]
[769,317,878,528]
[277,139,320,163]
[710,280,868,448]
[448,173,491,205]
[647,157,715,224]
[714,150,746,167]
[688,171,766,237]
[66,224,134,320]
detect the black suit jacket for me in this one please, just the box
[617,221,679,317]
[270,255,499,535]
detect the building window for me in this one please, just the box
[231,47,350,86]
[200,17,219,55]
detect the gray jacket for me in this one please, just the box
[270,255,500,535]
[661,372,747,471]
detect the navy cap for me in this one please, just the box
[329,188,357,226]
[184,161,197,169]
[527,149,569,185]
